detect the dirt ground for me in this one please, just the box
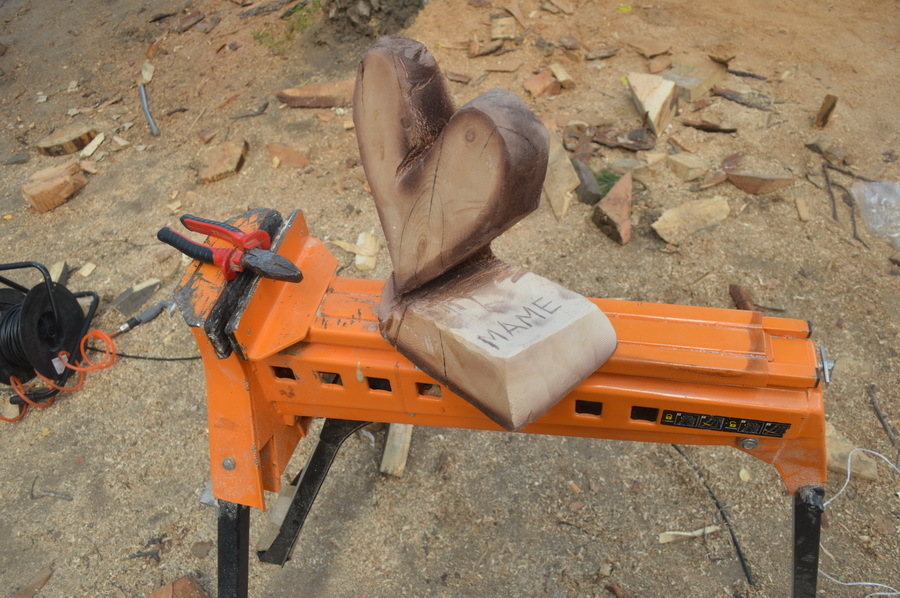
[1,0,898,596]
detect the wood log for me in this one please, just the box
[21,161,87,212]
[36,124,97,156]
[353,37,549,294]
[379,254,617,431]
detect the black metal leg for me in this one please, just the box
[218,500,251,598]
[792,485,825,598]
[258,418,370,565]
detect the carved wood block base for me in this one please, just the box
[380,256,617,431]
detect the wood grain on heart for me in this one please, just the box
[353,37,550,294]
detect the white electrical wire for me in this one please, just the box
[824,447,900,507]
[819,569,899,597]
[818,447,900,597]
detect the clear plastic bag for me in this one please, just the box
[851,182,900,249]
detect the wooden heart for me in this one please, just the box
[353,37,549,295]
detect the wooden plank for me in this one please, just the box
[380,423,414,476]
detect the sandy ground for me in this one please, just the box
[0,0,898,596]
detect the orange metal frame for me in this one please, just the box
[176,210,826,511]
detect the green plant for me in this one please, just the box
[252,1,321,55]
[596,170,621,199]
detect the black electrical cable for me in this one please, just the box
[0,303,29,367]
[85,345,200,361]
[671,444,755,587]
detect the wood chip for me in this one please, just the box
[659,525,721,544]
[79,132,106,158]
[490,15,517,40]
[276,80,355,108]
[592,172,633,244]
[549,63,575,89]
[727,172,794,195]
[198,139,249,183]
[266,142,310,168]
[524,71,561,98]
[624,36,670,58]
[627,73,678,135]
[652,197,730,245]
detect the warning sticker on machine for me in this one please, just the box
[660,410,790,438]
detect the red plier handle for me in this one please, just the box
[156,227,244,280]
[179,214,271,250]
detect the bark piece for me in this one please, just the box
[174,11,205,33]
[276,80,355,108]
[586,47,620,61]
[662,54,727,102]
[727,172,794,195]
[21,161,88,212]
[266,142,310,168]
[667,153,708,181]
[524,71,561,97]
[10,566,52,598]
[627,73,678,135]
[729,284,757,311]
[652,197,730,245]
[592,172,633,244]
[542,129,580,218]
[713,86,772,111]
[150,576,209,598]
[198,139,249,183]
[814,94,838,129]
[682,119,736,133]
[379,256,617,431]
[353,37,549,294]
[572,159,602,205]
[36,124,97,156]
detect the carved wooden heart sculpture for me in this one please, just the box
[353,36,549,294]
[353,37,617,431]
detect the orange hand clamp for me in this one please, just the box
[173,208,827,598]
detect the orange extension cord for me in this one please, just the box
[0,330,116,423]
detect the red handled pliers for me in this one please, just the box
[157,214,303,282]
